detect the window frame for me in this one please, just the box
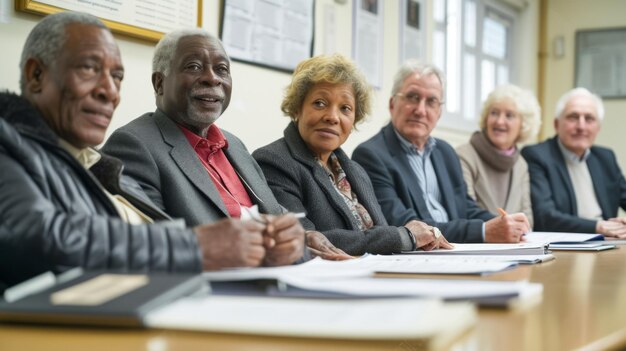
[434,0,519,132]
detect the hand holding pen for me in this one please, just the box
[483,208,531,243]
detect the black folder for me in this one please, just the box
[0,272,205,327]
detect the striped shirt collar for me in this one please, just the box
[393,127,437,157]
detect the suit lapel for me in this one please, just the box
[382,124,431,219]
[284,123,357,225]
[222,137,272,213]
[587,152,611,217]
[154,111,229,217]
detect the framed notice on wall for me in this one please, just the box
[575,27,626,99]
[399,0,426,63]
[219,0,314,73]
[352,0,383,88]
[15,0,202,42]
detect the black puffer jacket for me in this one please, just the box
[0,93,202,289]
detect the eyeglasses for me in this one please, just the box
[395,92,444,112]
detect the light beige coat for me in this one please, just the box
[456,143,534,227]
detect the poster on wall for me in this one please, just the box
[15,0,201,42]
[575,28,626,99]
[352,0,383,88]
[1,0,10,23]
[220,0,314,73]
[399,0,426,63]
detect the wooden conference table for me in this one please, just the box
[1,247,625,351]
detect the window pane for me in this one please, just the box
[498,64,509,85]
[434,0,445,23]
[445,0,461,113]
[482,16,507,59]
[434,30,446,72]
[463,54,476,121]
[464,0,476,47]
[481,59,495,102]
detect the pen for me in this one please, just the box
[498,207,527,242]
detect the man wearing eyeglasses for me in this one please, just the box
[353,60,530,243]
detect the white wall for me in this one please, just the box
[0,0,538,156]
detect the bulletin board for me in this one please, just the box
[575,27,626,99]
[219,0,314,73]
[15,0,202,42]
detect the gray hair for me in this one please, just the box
[19,11,106,93]
[390,60,446,98]
[479,84,541,145]
[152,29,222,76]
[554,87,604,121]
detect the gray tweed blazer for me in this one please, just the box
[102,109,284,226]
[252,123,411,255]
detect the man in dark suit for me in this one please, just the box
[352,61,530,243]
[522,88,626,237]
[103,29,312,269]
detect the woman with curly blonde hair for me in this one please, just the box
[456,84,541,227]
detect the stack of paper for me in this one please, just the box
[145,295,476,347]
[548,242,616,251]
[403,243,549,255]
[524,232,603,243]
[524,232,616,251]
[278,275,543,306]
[359,254,553,274]
[203,258,543,307]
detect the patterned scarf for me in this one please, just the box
[322,153,374,230]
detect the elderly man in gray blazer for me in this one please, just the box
[103,29,330,269]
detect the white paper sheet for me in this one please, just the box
[351,255,518,274]
[403,243,548,255]
[523,232,603,244]
[145,295,476,343]
[549,243,616,251]
[279,275,542,302]
[203,257,373,282]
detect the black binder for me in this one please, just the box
[0,271,205,327]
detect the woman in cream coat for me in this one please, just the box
[456,84,541,228]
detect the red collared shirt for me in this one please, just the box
[179,124,253,218]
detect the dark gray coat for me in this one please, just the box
[0,93,201,289]
[252,123,411,255]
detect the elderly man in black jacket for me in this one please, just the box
[0,12,285,290]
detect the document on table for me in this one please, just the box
[605,238,626,245]
[523,232,616,251]
[203,257,373,282]
[403,243,549,255]
[394,254,556,264]
[524,232,604,244]
[278,275,543,306]
[548,242,616,251]
[355,254,518,274]
[145,295,476,345]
